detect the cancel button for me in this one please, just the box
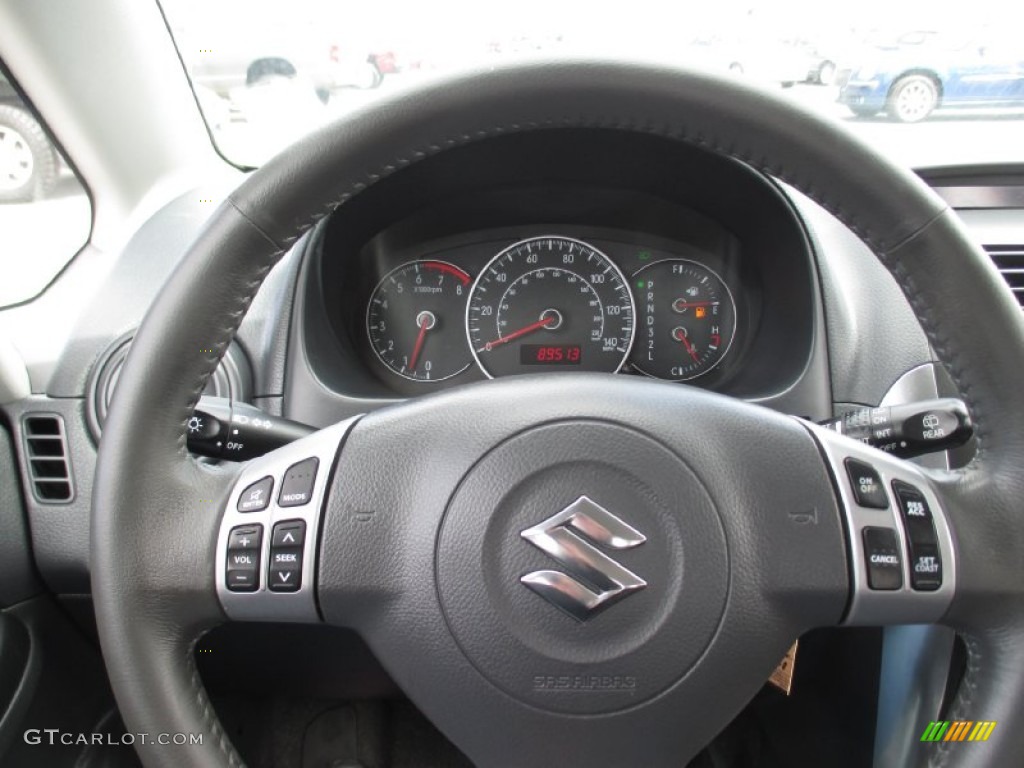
[862,527,903,591]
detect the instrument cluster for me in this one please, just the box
[360,230,744,389]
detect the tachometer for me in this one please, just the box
[366,260,473,382]
[466,236,635,378]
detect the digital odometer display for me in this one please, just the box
[466,235,635,378]
[520,344,582,365]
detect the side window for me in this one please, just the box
[0,65,90,307]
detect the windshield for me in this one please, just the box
[159,0,1024,170]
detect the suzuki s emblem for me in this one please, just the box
[520,496,647,621]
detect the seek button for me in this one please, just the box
[268,547,302,593]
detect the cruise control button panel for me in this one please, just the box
[215,417,360,623]
[804,420,956,626]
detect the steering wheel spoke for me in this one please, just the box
[216,416,360,623]
[805,421,957,626]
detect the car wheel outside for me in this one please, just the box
[886,74,939,123]
[815,60,836,85]
[847,104,880,118]
[0,104,58,203]
[356,63,383,90]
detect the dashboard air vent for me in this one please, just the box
[985,245,1024,307]
[85,331,252,443]
[22,414,73,503]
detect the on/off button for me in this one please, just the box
[278,458,319,507]
[844,458,889,509]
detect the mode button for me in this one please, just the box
[278,458,319,507]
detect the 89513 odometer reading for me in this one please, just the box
[466,236,635,378]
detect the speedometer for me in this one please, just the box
[466,236,635,378]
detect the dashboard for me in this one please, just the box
[16,129,1020,601]
[301,129,820,404]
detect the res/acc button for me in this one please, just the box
[892,481,943,591]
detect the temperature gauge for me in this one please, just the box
[631,259,736,381]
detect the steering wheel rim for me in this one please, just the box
[92,59,1024,768]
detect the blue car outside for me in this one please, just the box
[839,38,1024,122]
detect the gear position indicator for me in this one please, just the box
[631,259,736,381]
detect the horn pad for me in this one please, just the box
[435,420,729,715]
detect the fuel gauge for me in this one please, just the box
[631,259,736,381]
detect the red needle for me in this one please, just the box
[408,315,430,371]
[674,328,701,364]
[481,316,555,352]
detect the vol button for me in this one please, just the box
[226,524,262,593]
[228,551,258,568]
[227,525,262,551]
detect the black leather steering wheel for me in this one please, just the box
[91,60,1024,768]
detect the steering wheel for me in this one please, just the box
[91,60,1024,768]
